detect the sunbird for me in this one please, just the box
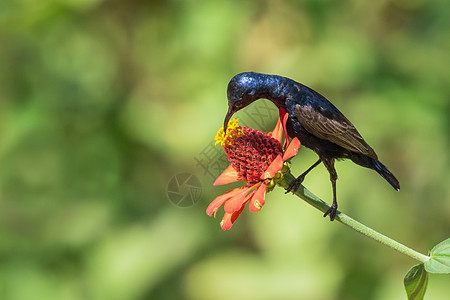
[224,72,400,220]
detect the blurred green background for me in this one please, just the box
[0,0,449,299]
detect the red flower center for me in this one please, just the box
[224,127,282,184]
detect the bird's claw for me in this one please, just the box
[285,175,305,194]
[323,203,338,221]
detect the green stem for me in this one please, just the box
[278,172,430,264]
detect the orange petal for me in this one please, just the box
[270,115,283,142]
[249,182,267,212]
[213,164,240,185]
[223,186,253,213]
[260,155,283,180]
[220,204,245,230]
[206,187,245,217]
[221,185,259,229]
[282,137,300,160]
[220,213,234,230]
[280,108,290,148]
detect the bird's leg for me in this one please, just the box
[285,159,322,194]
[322,158,338,221]
[324,179,338,221]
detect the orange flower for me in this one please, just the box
[207,111,300,230]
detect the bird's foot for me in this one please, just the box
[285,174,305,194]
[323,202,338,221]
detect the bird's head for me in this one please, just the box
[224,72,261,131]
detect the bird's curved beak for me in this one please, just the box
[223,106,235,132]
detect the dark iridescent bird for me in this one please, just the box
[223,72,400,220]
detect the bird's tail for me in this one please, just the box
[350,154,400,191]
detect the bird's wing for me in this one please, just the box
[294,103,377,159]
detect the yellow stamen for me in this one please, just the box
[215,118,245,147]
[254,200,261,208]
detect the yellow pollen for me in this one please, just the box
[215,118,245,147]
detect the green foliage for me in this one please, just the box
[0,0,449,299]
[425,238,450,274]
[404,264,428,300]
